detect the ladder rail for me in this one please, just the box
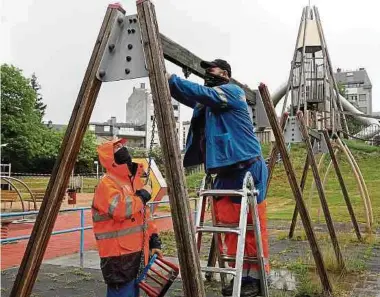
[209,193,228,287]
[195,172,269,297]
[249,188,269,297]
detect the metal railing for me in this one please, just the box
[0,198,199,267]
[1,207,91,267]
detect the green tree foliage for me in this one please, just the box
[1,64,97,173]
[30,73,47,119]
[1,64,43,171]
[129,146,165,174]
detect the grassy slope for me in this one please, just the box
[185,140,380,225]
[266,140,380,225]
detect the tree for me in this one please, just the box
[1,64,44,171]
[32,127,98,174]
[1,64,98,173]
[30,73,47,119]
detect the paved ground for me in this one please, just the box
[350,243,380,297]
[1,206,380,296]
[1,250,296,297]
[1,264,224,297]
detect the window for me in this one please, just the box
[359,94,367,101]
[348,95,358,102]
[175,116,178,121]
[151,115,154,121]
[89,125,96,131]
[104,126,110,132]
[173,105,179,110]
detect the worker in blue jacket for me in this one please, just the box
[167,59,269,297]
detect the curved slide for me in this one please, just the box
[271,83,380,139]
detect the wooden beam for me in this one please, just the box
[137,1,206,296]
[259,83,332,294]
[297,112,345,271]
[288,155,310,238]
[10,5,124,297]
[160,34,256,105]
[265,112,289,198]
[323,131,362,241]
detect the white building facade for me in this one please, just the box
[126,83,181,149]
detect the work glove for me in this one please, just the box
[149,233,163,257]
[135,185,152,204]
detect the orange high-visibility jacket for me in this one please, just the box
[92,139,160,286]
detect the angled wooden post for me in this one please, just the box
[259,83,332,294]
[10,5,124,297]
[297,112,345,271]
[265,112,289,198]
[288,155,310,238]
[136,1,206,296]
[323,131,362,241]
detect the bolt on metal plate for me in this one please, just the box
[97,13,148,82]
[283,116,303,143]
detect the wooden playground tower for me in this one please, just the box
[9,2,373,297]
[259,4,373,294]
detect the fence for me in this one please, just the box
[10,173,99,193]
[0,199,199,267]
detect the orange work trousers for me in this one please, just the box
[214,196,270,278]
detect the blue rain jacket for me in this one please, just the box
[168,74,263,171]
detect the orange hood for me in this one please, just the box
[97,139,131,180]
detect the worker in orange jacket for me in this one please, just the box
[92,138,162,297]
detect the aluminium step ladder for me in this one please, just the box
[195,172,269,297]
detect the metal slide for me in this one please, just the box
[271,82,380,139]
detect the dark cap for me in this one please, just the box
[200,59,232,77]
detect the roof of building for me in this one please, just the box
[89,121,145,130]
[334,68,372,87]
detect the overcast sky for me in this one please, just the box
[2,0,379,124]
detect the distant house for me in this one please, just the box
[89,117,146,147]
[334,68,373,115]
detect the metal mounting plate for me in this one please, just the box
[312,133,329,154]
[283,116,303,143]
[97,13,148,82]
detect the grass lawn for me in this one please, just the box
[265,140,380,225]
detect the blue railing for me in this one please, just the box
[1,207,92,267]
[0,199,198,268]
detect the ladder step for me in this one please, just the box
[196,226,241,235]
[199,189,244,197]
[201,266,236,276]
[221,254,259,263]
[215,223,255,230]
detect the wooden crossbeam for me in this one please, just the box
[137,1,206,296]
[160,34,256,105]
[259,83,332,294]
